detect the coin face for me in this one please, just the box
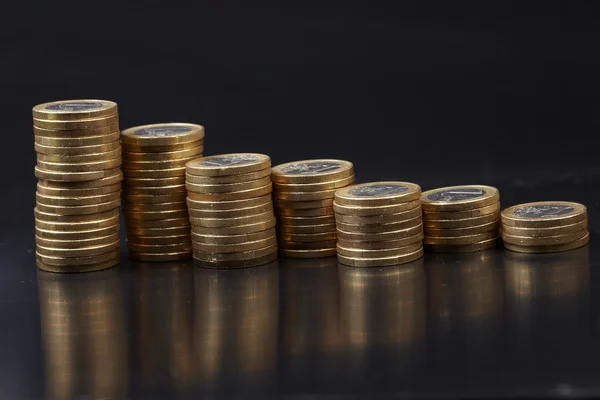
[45,101,105,112]
[335,182,421,206]
[187,153,270,176]
[33,100,117,120]
[121,123,204,146]
[501,201,587,228]
[512,204,575,218]
[421,185,499,211]
[426,187,486,202]
[133,125,193,137]
[271,159,353,183]
[198,154,257,167]
[350,183,407,197]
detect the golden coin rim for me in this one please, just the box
[420,185,500,211]
[501,201,587,227]
[32,100,117,120]
[502,233,590,254]
[271,159,354,183]
[186,153,271,176]
[121,123,205,145]
[337,247,424,267]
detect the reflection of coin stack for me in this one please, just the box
[421,185,501,253]
[185,154,278,268]
[121,123,205,261]
[501,201,589,253]
[271,159,355,258]
[33,100,122,273]
[333,182,424,267]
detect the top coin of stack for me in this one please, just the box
[334,181,424,267]
[32,100,122,273]
[420,185,501,253]
[271,159,355,258]
[121,123,205,262]
[501,201,589,253]
[185,153,278,268]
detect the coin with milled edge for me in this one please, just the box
[37,182,121,197]
[187,184,272,202]
[502,229,588,246]
[186,194,272,211]
[36,257,120,273]
[33,114,119,130]
[186,176,271,194]
[121,123,205,146]
[186,168,271,185]
[501,219,588,237]
[424,237,500,253]
[126,234,191,246]
[423,231,498,245]
[334,206,422,225]
[421,185,499,211]
[336,233,424,250]
[123,167,186,179]
[191,218,277,235]
[33,100,118,121]
[336,215,422,233]
[279,248,337,258]
[501,201,587,228]
[35,199,121,215]
[36,233,119,249]
[334,182,421,207]
[274,198,334,209]
[193,244,277,262]
[123,145,203,161]
[191,227,276,245]
[193,235,277,253]
[337,247,424,267]
[129,251,192,262]
[503,233,590,253]
[193,251,277,269]
[278,231,337,243]
[35,225,120,240]
[337,242,422,258]
[278,223,337,234]
[189,211,274,228]
[186,153,270,176]
[422,202,501,220]
[273,174,355,192]
[273,188,338,202]
[36,191,120,207]
[425,220,500,237]
[336,224,423,242]
[36,148,121,163]
[333,200,421,217]
[36,170,122,189]
[271,159,354,184]
[423,211,501,229]
[188,202,273,219]
[275,206,335,217]
[277,214,336,225]
[123,184,187,195]
[278,240,338,250]
[34,140,121,156]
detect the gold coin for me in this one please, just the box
[423,210,501,229]
[275,206,334,217]
[193,235,277,253]
[336,232,424,250]
[425,220,500,237]
[424,237,500,253]
[187,184,272,202]
[279,248,337,258]
[36,240,120,257]
[278,231,337,243]
[503,233,590,254]
[191,227,276,245]
[501,201,587,228]
[333,199,421,217]
[277,223,337,234]
[36,170,122,188]
[193,251,277,269]
[123,176,185,188]
[336,223,423,242]
[126,226,190,237]
[122,200,187,212]
[36,249,121,266]
[128,251,192,262]
[502,229,588,246]
[188,202,273,219]
[186,153,270,176]
[501,219,588,237]
[421,185,500,211]
[123,145,203,161]
[127,242,192,254]
[126,234,191,246]
[125,217,190,229]
[185,168,270,184]
[273,198,334,209]
[33,123,119,138]
[337,247,423,267]
[36,257,120,273]
[36,191,120,207]
[123,184,187,195]
[33,114,119,130]
[36,232,119,249]
[36,156,122,172]
[186,194,272,211]
[189,210,274,228]
[34,140,120,156]
[423,231,498,245]
[123,167,186,179]
[334,181,421,207]
[186,176,271,194]
[271,159,354,184]
[34,207,119,223]
[276,214,336,225]
[273,187,337,202]
[36,147,121,163]
[35,131,120,147]
[273,174,355,192]
[37,182,121,197]
[121,140,203,153]
[33,100,118,121]
[336,215,422,233]
[35,215,120,232]
[121,123,205,146]
[422,202,500,220]
[334,206,421,225]
[35,199,121,215]
[337,242,422,258]
[124,209,188,221]
[193,243,277,262]
[122,156,197,170]
[123,193,187,204]
[35,166,121,182]
[191,217,277,235]
[35,224,120,240]
[278,239,338,250]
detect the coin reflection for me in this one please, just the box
[37,268,128,399]
[194,262,279,394]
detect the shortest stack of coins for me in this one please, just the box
[271,159,355,258]
[421,185,501,253]
[121,123,205,261]
[185,153,278,268]
[334,181,424,267]
[501,201,589,253]
[33,100,122,273]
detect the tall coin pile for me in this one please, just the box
[501,201,589,253]
[334,182,424,267]
[185,153,278,268]
[271,159,354,258]
[421,185,501,253]
[121,123,205,261]
[33,100,122,273]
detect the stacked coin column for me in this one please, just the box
[185,154,278,268]
[121,123,205,261]
[334,182,424,267]
[421,185,501,253]
[271,159,355,258]
[33,100,122,273]
[501,201,589,253]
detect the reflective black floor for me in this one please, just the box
[2,236,600,399]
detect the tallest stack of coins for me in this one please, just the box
[33,100,122,272]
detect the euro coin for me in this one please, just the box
[123,167,186,179]
[425,220,500,237]
[123,145,203,161]
[124,176,186,187]
[273,198,334,209]
[334,206,421,225]
[336,233,424,250]
[35,233,119,249]
[277,223,337,234]
[35,131,120,147]
[34,140,120,156]
[189,211,274,228]
[193,251,277,269]
[33,114,119,130]
[186,153,270,176]
[186,194,272,211]
[193,235,277,253]
[127,242,192,254]
[336,215,422,233]
[278,239,338,250]
[125,209,189,221]
[125,217,190,229]
[125,234,191,246]
[35,166,122,182]
[35,199,120,215]
[124,193,187,204]
[278,231,337,243]
[36,240,120,257]
[503,233,590,253]
[190,218,276,235]
[423,231,498,245]
[35,215,120,232]
[187,202,273,219]
[501,219,588,237]
[276,214,336,225]
[34,207,119,223]
[126,226,191,237]
[121,123,205,147]
[36,182,121,197]
[273,174,355,192]
[336,242,422,258]
[501,229,588,246]
[33,123,119,138]
[35,224,119,240]
[36,191,120,207]
[275,206,335,217]
[421,185,500,211]
[36,257,120,273]
[36,170,122,188]
[333,200,421,216]
[186,184,272,201]
[185,176,271,193]
[422,202,500,220]
[501,201,587,228]
[128,251,192,262]
[271,159,354,184]
[122,201,187,212]
[424,237,500,253]
[337,247,423,267]
[185,168,270,184]
[336,223,423,242]
[36,249,121,266]
[279,248,337,258]
[334,182,421,207]
[33,100,118,121]
[273,188,338,202]
[423,210,501,229]
[36,147,121,163]
[193,243,277,262]
[191,227,276,245]
[123,184,187,195]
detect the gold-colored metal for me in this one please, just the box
[37,182,121,197]
[125,217,190,229]
[121,123,205,146]
[35,215,120,232]
[278,231,337,243]
[186,184,272,202]
[35,225,120,240]
[36,256,120,273]
[121,140,203,153]
[334,206,421,225]
[189,210,275,228]
[502,229,588,246]
[190,217,277,235]
[35,131,120,147]
[129,251,192,262]
[123,176,185,187]
[37,157,122,173]
[501,201,587,228]
[336,223,423,242]
[36,249,121,266]
[35,199,121,215]
[277,223,337,234]
[33,114,119,130]
[36,170,122,188]
[123,184,187,195]
[276,214,336,225]
[34,140,121,156]
[34,207,119,223]
[275,206,334,217]
[421,185,499,211]
[335,181,421,207]
[271,159,354,184]
[424,220,500,237]
[193,235,277,253]
[336,215,422,233]
[273,174,355,192]
[423,231,498,245]
[36,191,120,207]
[191,227,276,245]
[188,202,273,219]
[35,166,122,182]
[424,237,500,253]
[278,239,338,250]
[336,232,423,250]
[36,147,121,163]
[125,234,191,246]
[122,157,197,170]
[337,242,422,258]
[126,226,191,237]
[186,153,270,176]
[333,199,421,217]
[337,247,424,267]
[185,168,270,184]
[123,167,186,179]
[35,233,119,249]
[193,251,278,268]
[124,193,187,204]
[122,201,187,212]
[123,145,203,161]
[186,176,271,194]
[273,188,338,202]
[125,209,189,221]
[423,210,501,229]
[186,194,272,211]
[273,198,334,209]
[36,240,120,258]
[279,248,337,258]
[33,100,118,120]
[422,202,500,220]
[501,219,588,237]
[127,242,192,254]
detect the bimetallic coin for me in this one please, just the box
[124,193,187,204]
[273,174,355,192]
[336,215,422,233]
[186,153,270,176]
[190,217,277,235]
[128,251,192,262]
[275,206,335,217]
[501,229,588,246]
[123,184,187,195]
[191,227,276,245]
[278,239,338,250]
[278,231,337,243]
[186,184,272,202]
[35,166,122,182]
[124,209,189,221]
[336,242,422,258]
[33,100,118,121]
[193,251,277,269]
[422,202,500,220]
[271,159,354,184]
[127,242,192,254]
[279,248,337,258]
[35,199,121,215]
[36,147,121,163]
[501,219,588,237]
[336,223,423,242]
[122,201,187,213]
[424,220,500,237]
[122,167,186,179]
[334,181,421,207]
[33,114,119,130]
[122,156,198,170]
[193,243,277,262]
[36,182,121,197]
[501,201,588,228]
[34,207,119,223]
[337,248,424,268]
[185,168,270,184]
[35,191,120,207]
[423,231,499,245]
[36,249,121,266]
[33,123,119,138]
[188,202,273,219]
[36,240,120,258]
[123,176,185,187]
[186,194,272,211]
[125,217,190,229]
[121,123,205,146]
[423,210,501,229]
[193,235,277,254]
[126,234,191,246]
[34,140,120,156]
[276,214,336,225]
[36,233,119,249]
[36,156,122,172]
[424,237,500,253]
[273,188,338,202]
[334,206,422,225]
[36,257,119,273]
[185,176,271,194]
[36,170,122,189]
[503,233,590,254]
[35,224,119,240]
[333,200,421,217]
[273,198,334,210]
[189,211,274,228]
[122,145,203,161]
[336,232,424,250]
[278,223,337,234]
[421,185,500,211]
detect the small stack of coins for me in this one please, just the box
[121,123,205,262]
[334,182,424,267]
[271,159,355,258]
[185,153,278,268]
[33,100,122,273]
[501,201,589,253]
[420,185,501,253]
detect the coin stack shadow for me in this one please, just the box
[271,159,355,258]
[501,201,589,253]
[421,185,501,253]
[121,123,205,262]
[334,182,424,267]
[185,153,278,268]
[33,100,122,273]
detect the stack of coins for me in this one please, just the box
[420,185,501,253]
[121,123,205,262]
[333,182,424,267]
[271,159,355,258]
[185,153,278,268]
[501,201,589,253]
[33,100,122,273]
